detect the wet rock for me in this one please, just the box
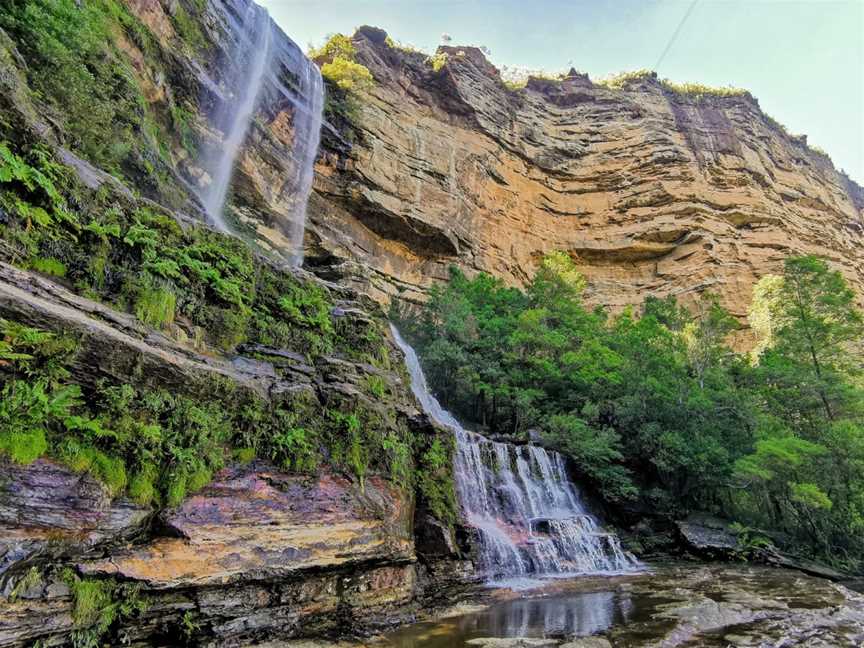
[675,514,738,557]
[466,639,560,648]
[414,513,457,558]
[0,459,149,586]
[80,465,414,588]
[560,639,612,648]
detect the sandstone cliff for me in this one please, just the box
[91,5,864,340]
[299,28,864,341]
[0,4,468,645]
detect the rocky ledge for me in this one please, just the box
[0,457,461,647]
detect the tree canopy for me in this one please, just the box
[398,253,864,568]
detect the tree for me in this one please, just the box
[765,256,863,421]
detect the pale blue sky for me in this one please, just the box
[259,0,864,184]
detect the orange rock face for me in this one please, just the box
[288,32,864,343]
[81,466,414,589]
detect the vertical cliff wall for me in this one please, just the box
[298,28,864,344]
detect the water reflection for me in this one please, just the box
[384,589,633,648]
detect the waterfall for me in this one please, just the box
[199,1,323,266]
[391,325,641,583]
[199,2,272,234]
[281,58,323,268]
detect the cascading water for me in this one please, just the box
[391,325,641,582]
[199,1,323,266]
[279,59,323,268]
[199,2,272,234]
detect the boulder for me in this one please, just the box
[675,514,739,558]
[414,513,458,558]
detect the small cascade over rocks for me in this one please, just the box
[391,325,641,582]
[198,0,323,266]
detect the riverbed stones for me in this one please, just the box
[466,639,560,647]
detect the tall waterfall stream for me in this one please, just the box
[199,1,323,265]
[391,325,640,585]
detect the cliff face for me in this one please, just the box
[0,4,468,646]
[300,29,864,339]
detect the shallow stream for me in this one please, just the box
[378,564,864,648]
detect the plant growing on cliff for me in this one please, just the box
[595,69,748,101]
[62,570,149,648]
[310,33,374,127]
[427,52,449,72]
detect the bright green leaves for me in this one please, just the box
[735,435,827,482]
[401,251,864,565]
[791,483,833,511]
[0,141,75,230]
[0,381,80,464]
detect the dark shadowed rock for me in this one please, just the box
[0,459,149,589]
[414,514,457,558]
[675,515,739,558]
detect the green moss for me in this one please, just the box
[62,571,149,648]
[234,447,256,464]
[135,284,176,329]
[364,374,388,398]
[128,464,158,505]
[416,436,458,525]
[56,439,128,496]
[166,472,187,507]
[169,2,208,55]
[28,256,67,277]
[8,566,42,602]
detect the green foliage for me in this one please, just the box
[8,566,42,602]
[310,33,374,92]
[0,380,78,464]
[134,283,176,329]
[309,33,357,62]
[427,52,449,72]
[416,436,458,525]
[364,374,388,398]
[310,32,373,127]
[63,571,148,648]
[0,1,190,203]
[169,2,209,55]
[596,69,749,100]
[29,256,67,277]
[321,58,375,92]
[400,252,864,566]
[728,522,773,560]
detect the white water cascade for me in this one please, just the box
[391,325,641,583]
[280,58,323,267]
[199,1,323,266]
[199,2,272,234]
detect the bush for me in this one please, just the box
[321,58,374,92]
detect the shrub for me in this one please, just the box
[309,33,356,62]
[427,52,448,72]
[321,58,374,92]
